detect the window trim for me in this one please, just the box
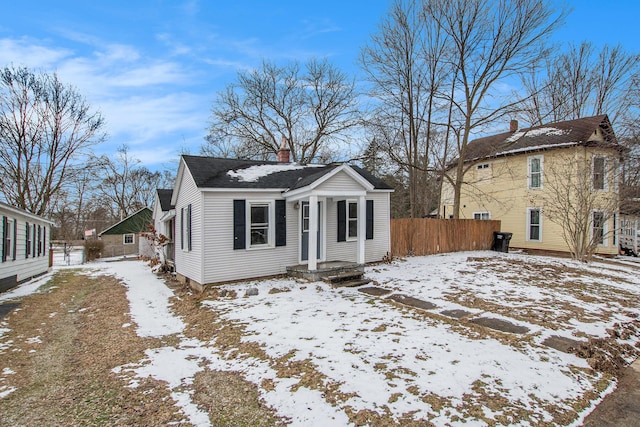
[346,200,358,241]
[528,155,543,190]
[123,233,135,245]
[473,212,491,220]
[180,204,193,252]
[526,207,542,242]
[5,218,15,261]
[247,200,275,249]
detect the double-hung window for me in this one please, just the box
[249,202,271,247]
[528,155,543,189]
[592,211,605,245]
[123,233,135,244]
[527,208,542,241]
[592,156,606,190]
[347,201,358,240]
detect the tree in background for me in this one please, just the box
[0,66,106,216]
[360,0,450,218]
[95,145,172,220]
[430,0,566,218]
[520,42,640,129]
[203,58,359,163]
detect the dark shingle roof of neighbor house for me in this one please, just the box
[180,155,393,191]
[156,189,173,211]
[99,207,152,236]
[460,115,620,164]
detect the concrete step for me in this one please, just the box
[322,269,365,284]
[332,278,371,288]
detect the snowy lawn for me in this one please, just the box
[2,251,639,426]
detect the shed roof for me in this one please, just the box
[99,207,152,236]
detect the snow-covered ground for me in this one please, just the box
[1,251,639,426]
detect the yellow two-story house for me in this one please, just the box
[441,115,623,257]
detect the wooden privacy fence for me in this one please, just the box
[390,218,501,257]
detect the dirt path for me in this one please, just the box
[582,358,640,427]
[0,269,184,426]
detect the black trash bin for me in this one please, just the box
[492,232,513,252]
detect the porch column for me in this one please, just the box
[308,194,318,271]
[357,195,366,265]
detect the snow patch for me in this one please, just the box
[227,163,323,182]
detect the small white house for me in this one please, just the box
[1,201,53,292]
[161,154,393,288]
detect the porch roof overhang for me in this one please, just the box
[159,209,175,222]
[282,163,375,201]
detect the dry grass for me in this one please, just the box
[0,270,182,426]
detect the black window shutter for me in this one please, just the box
[25,222,30,258]
[42,226,46,257]
[32,224,36,256]
[233,200,246,250]
[180,208,184,250]
[13,218,17,260]
[337,200,346,242]
[275,200,286,247]
[366,200,374,240]
[37,225,41,256]
[187,204,192,251]
[1,216,6,262]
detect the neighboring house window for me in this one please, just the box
[527,208,542,241]
[592,211,606,245]
[528,155,543,189]
[249,202,271,247]
[347,200,358,240]
[473,212,490,220]
[25,222,31,258]
[592,156,606,190]
[2,217,15,261]
[477,163,489,169]
[123,233,135,244]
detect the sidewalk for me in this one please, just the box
[583,358,640,426]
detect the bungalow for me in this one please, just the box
[98,207,153,258]
[0,201,53,292]
[163,152,393,288]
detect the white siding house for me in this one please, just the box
[164,155,393,288]
[0,202,53,292]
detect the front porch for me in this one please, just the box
[286,261,369,287]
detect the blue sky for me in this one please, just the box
[1,1,639,171]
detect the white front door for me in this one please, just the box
[301,201,322,262]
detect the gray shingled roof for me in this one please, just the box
[181,155,393,191]
[156,189,173,211]
[460,115,620,164]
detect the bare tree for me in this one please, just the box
[539,149,620,261]
[0,66,106,216]
[429,0,566,218]
[360,0,451,218]
[203,58,359,163]
[520,42,640,129]
[95,145,170,220]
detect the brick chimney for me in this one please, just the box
[510,119,518,132]
[277,136,291,163]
